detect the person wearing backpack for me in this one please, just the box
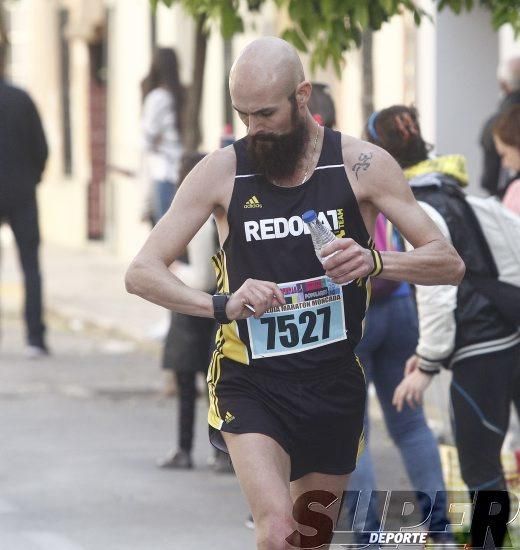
[366,105,520,549]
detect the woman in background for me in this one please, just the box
[141,47,184,226]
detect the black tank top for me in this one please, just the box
[211,127,372,373]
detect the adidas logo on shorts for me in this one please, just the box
[225,411,235,423]
[244,195,262,208]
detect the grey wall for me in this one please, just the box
[435,7,499,194]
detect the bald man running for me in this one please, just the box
[126,37,464,550]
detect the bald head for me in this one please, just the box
[230,37,305,98]
[498,55,520,93]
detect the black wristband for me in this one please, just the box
[416,353,444,374]
[368,249,383,277]
[418,366,439,376]
[212,293,232,324]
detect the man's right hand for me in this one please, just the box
[225,279,286,320]
[392,355,433,413]
[404,354,420,376]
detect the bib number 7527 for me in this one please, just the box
[246,275,347,359]
[260,307,331,350]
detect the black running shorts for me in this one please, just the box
[208,355,366,482]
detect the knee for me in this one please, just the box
[459,455,505,493]
[255,512,297,550]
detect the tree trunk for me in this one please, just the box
[183,14,208,152]
[361,29,374,125]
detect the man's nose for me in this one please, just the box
[247,116,262,137]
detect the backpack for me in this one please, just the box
[466,195,520,287]
[461,195,520,326]
[412,176,520,327]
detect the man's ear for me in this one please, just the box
[295,81,312,107]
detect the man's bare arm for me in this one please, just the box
[125,150,231,317]
[321,140,465,286]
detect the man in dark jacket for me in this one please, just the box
[0,48,49,357]
[480,56,520,197]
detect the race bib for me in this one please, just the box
[247,275,347,359]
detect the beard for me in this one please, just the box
[247,102,308,182]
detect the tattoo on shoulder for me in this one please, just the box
[352,152,373,180]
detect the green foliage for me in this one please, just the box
[152,0,244,37]
[153,0,520,72]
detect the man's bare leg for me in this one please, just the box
[290,472,350,549]
[223,432,297,550]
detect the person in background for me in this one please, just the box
[480,56,520,198]
[493,104,520,214]
[157,152,231,473]
[307,88,453,546]
[307,82,336,129]
[343,213,453,546]
[0,46,49,358]
[140,47,184,226]
[368,105,519,549]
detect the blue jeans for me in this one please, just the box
[345,294,451,540]
[152,179,176,225]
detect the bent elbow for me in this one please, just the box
[450,253,466,286]
[455,257,466,285]
[125,261,143,295]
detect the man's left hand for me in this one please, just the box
[321,238,374,284]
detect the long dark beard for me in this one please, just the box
[247,104,308,182]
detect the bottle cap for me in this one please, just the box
[302,210,317,223]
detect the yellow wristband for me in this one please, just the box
[369,249,383,277]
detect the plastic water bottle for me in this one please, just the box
[303,210,352,285]
[302,210,338,264]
